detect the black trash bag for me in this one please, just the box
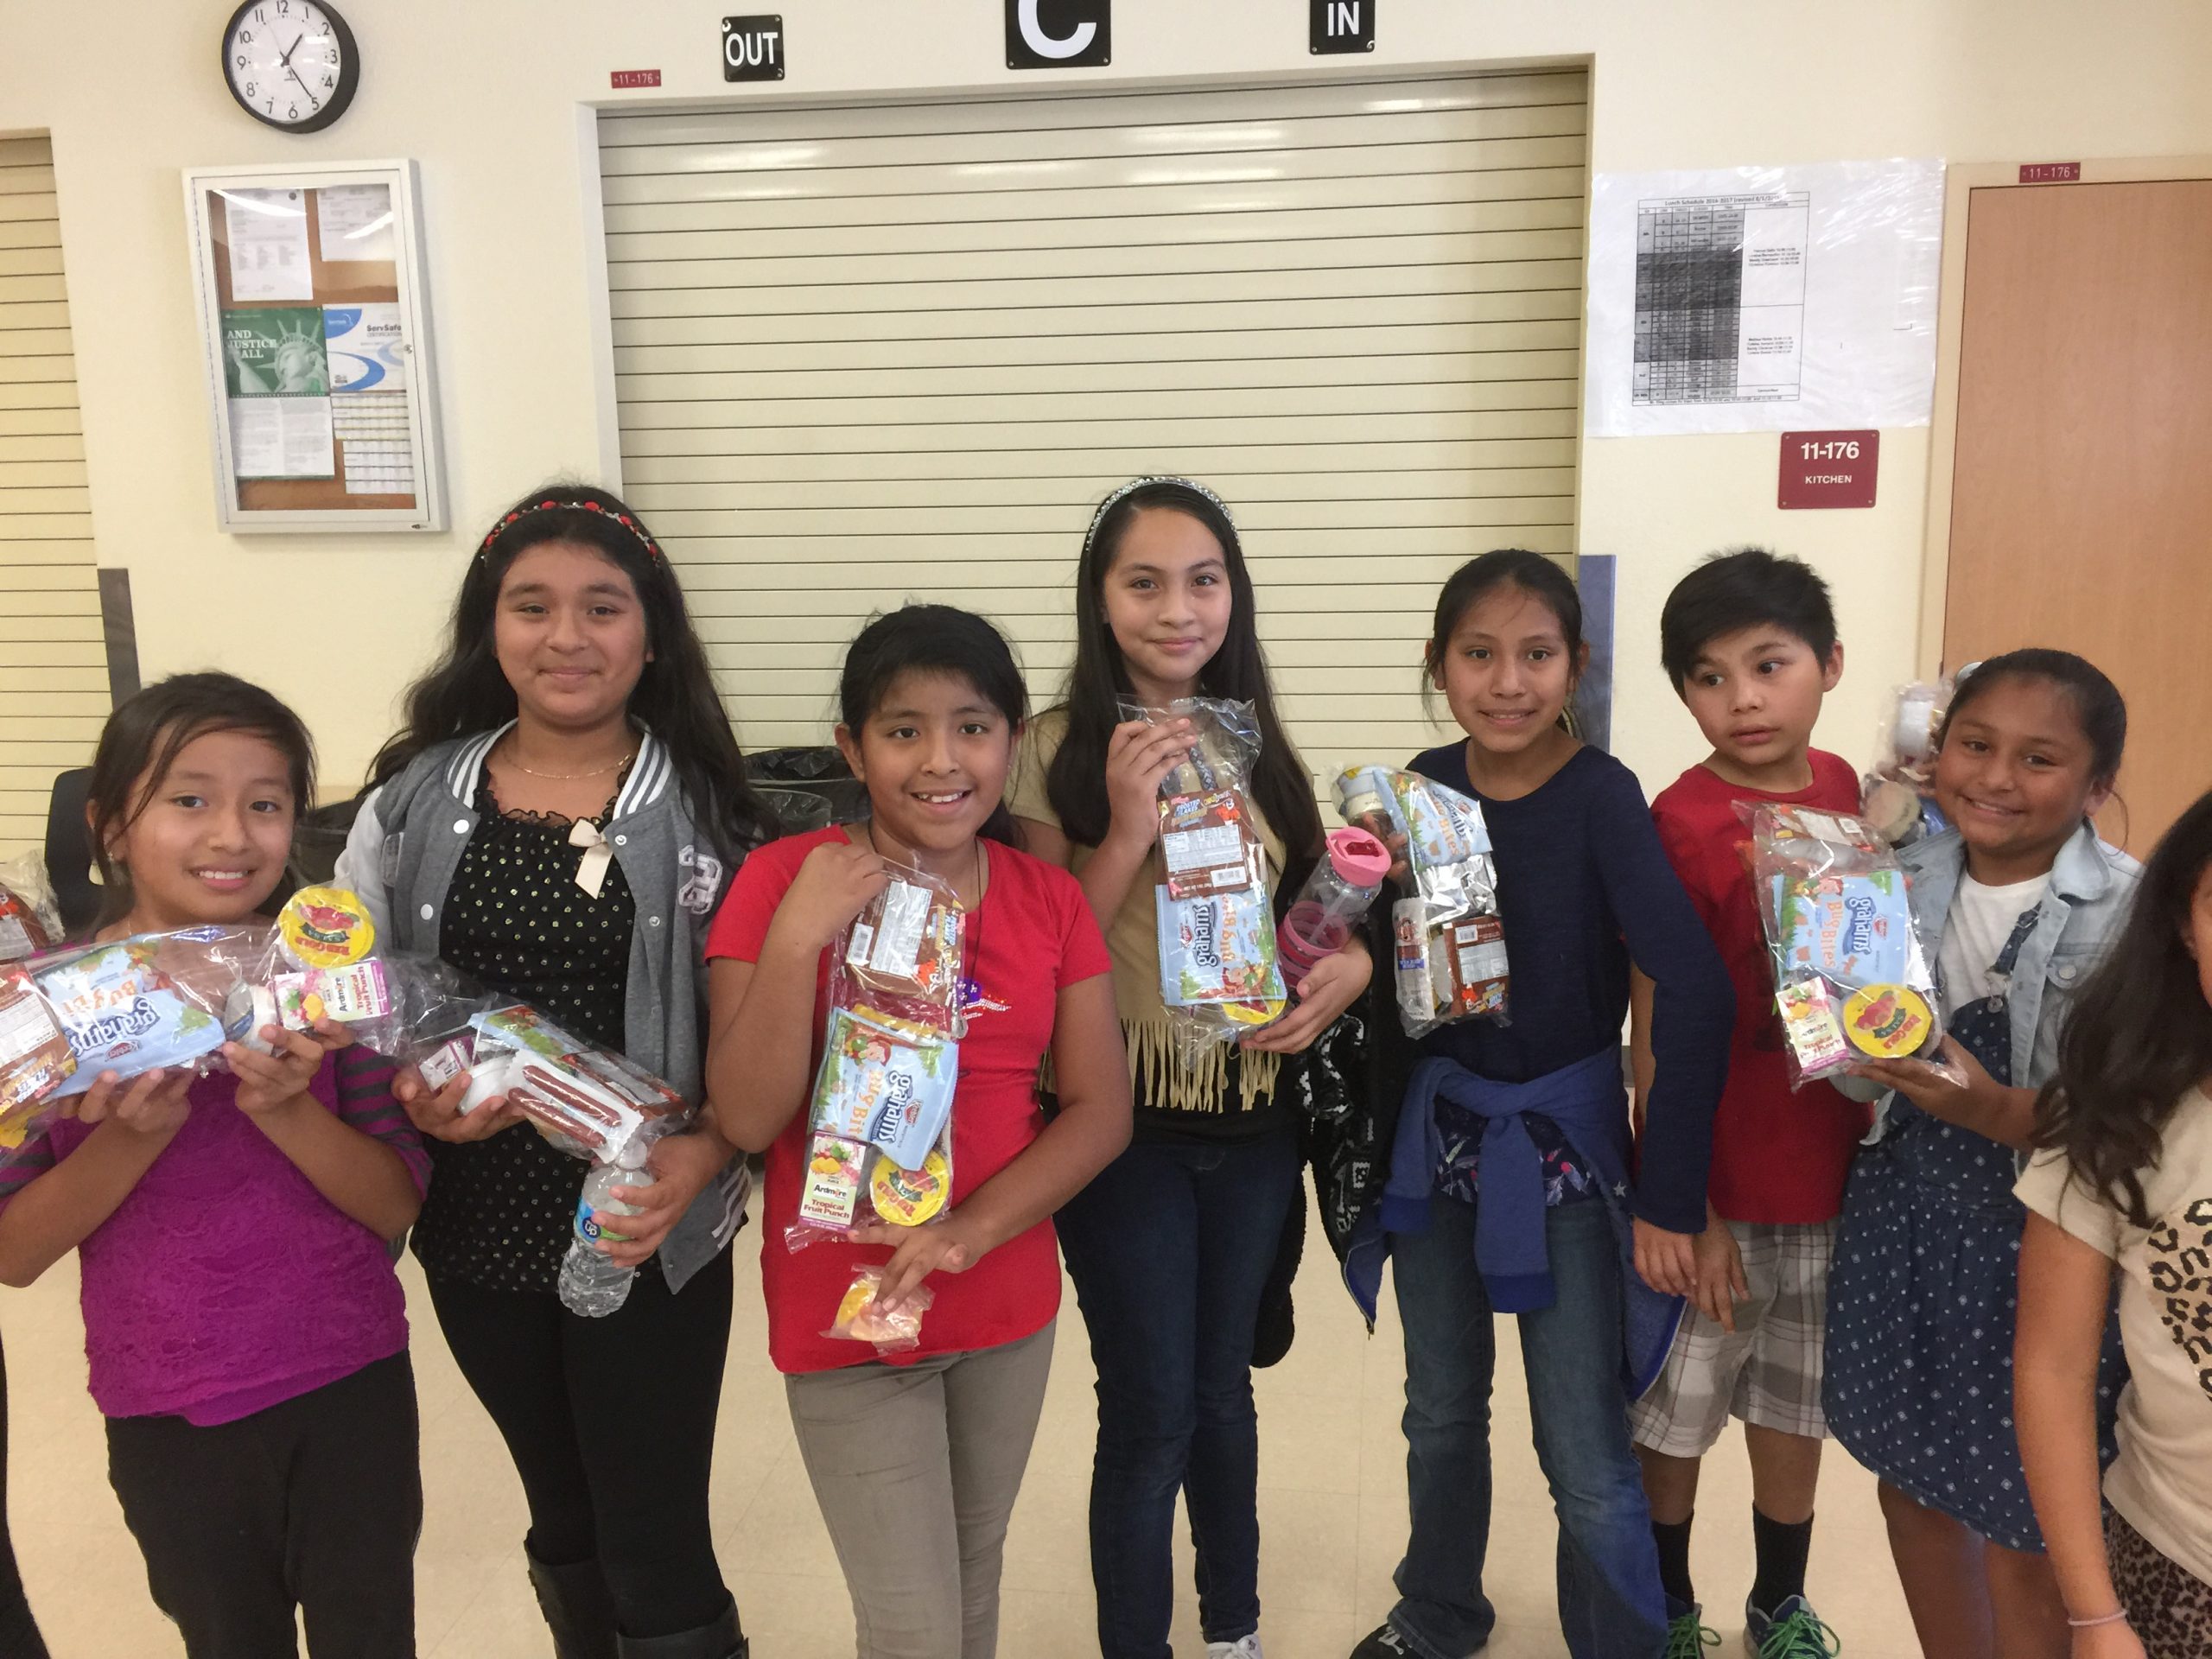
[746,747,870,825]
[746,746,850,783]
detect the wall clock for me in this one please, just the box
[222,0,359,133]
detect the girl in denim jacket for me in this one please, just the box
[1826,650,2139,1659]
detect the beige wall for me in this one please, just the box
[5,0,2210,795]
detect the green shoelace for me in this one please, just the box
[1664,1612,1719,1657]
[1755,1605,1842,1658]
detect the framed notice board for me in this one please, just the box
[183,160,446,532]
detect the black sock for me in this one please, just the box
[1651,1515,1695,1610]
[1750,1509,1814,1617]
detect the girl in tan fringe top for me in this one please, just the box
[1012,476,1371,1659]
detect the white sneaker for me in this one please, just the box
[1206,1639,1263,1659]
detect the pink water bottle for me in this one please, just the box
[1279,827,1391,993]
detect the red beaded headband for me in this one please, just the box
[477,498,661,562]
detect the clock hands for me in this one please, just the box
[275,26,321,112]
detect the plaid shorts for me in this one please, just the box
[1629,1219,1834,1457]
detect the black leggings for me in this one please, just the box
[105,1353,420,1659]
[427,1247,736,1637]
[0,1329,47,1659]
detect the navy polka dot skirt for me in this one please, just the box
[1823,930,2126,1551]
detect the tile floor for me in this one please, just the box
[2,1192,1916,1657]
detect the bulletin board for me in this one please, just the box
[183,160,446,532]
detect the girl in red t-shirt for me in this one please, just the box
[703,605,1130,1658]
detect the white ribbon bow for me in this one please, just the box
[569,818,614,899]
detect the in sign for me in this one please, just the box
[1006,0,1110,69]
[2018,161,2082,184]
[1778,430,1879,510]
[721,16,784,81]
[1311,0,1376,53]
[610,69,662,90]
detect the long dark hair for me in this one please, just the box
[1938,647,2127,789]
[86,672,316,931]
[1421,549,1585,733]
[2036,788,2212,1226]
[367,484,770,866]
[839,605,1027,848]
[1043,478,1323,859]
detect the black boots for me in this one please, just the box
[615,1595,748,1659]
[525,1546,620,1659]
[526,1545,747,1659]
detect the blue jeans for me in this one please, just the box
[1387,1192,1667,1659]
[1056,1122,1301,1658]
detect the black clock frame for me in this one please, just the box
[221,0,359,134]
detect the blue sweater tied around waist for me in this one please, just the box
[1353,1046,1684,1398]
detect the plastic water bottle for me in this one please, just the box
[1278,827,1392,994]
[557,1138,654,1318]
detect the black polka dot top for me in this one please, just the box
[410,772,643,1294]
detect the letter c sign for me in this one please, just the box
[1006,0,1110,69]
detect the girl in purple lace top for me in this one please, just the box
[0,676,429,1658]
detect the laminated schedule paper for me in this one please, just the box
[1586,158,1945,435]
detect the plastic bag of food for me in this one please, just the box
[0,922,278,1154]
[1127,697,1287,1058]
[0,963,78,1137]
[824,1265,937,1356]
[37,925,268,1098]
[836,862,967,1035]
[228,888,487,1070]
[0,855,60,963]
[1335,766,1509,1035]
[1746,803,1954,1088]
[464,1003,689,1162]
[1859,677,1955,847]
[787,861,966,1253]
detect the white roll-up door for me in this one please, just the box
[0,136,107,856]
[599,70,1586,765]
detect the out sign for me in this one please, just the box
[1312,0,1376,53]
[721,16,784,80]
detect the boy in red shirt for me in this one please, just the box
[1628,550,1869,1657]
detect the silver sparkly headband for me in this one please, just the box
[1083,475,1236,553]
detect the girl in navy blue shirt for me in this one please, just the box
[1351,550,1732,1659]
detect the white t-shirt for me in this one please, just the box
[1938,872,2052,1013]
[2016,1094,2212,1585]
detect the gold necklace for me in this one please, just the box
[498,738,635,781]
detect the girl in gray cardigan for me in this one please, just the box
[336,486,771,1659]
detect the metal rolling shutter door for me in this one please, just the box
[600,70,1586,767]
[0,136,107,855]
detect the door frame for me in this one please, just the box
[1917,154,2212,677]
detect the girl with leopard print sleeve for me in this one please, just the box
[2018,785,2212,1659]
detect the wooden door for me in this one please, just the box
[1942,176,2212,852]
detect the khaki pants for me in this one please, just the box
[786,1323,1055,1659]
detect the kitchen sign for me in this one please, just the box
[1779,430,1878,509]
